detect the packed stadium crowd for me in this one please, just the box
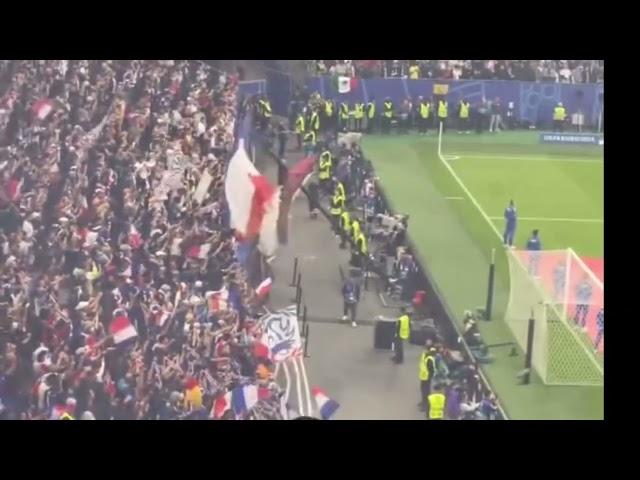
[310,60,604,83]
[0,60,287,420]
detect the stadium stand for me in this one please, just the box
[0,61,284,420]
[309,60,604,83]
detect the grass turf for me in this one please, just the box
[363,130,603,419]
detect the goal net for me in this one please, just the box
[505,249,603,386]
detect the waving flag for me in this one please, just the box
[128,225,143,249]
[225,140,278,241]
[32,99,54,120]
[257,184,281,258]
[312,387,340,420]
[206,288,229,312]
[332,75,358,94]
[186,243,211,260]
[231,384,272,416]
[109,315,137,346]
[212,391,233,419]
[255,277,273,298]
[277,156,316,245]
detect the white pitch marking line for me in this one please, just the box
[437,124,503,240]
[489,216,603,224]
[451,154,602,164]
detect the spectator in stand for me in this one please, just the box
[408,62,420,80]
[558,61,573,83]
[316,61,328,76]
[335,60,600,83]
[386,60,404,78]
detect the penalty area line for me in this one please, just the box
[489,216,603,223]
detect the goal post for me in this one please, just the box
[505,249,603,386]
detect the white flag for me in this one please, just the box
[338,76,351,94]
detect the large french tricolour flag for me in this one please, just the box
[109,315,137,346]
[225,140,280,257]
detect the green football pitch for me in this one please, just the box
[363,130,604,420]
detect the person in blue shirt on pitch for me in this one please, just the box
[503,200,517,248]
[573,275,593,332]
[594,308,604,352]
[553,261,567,302]
[526,229,542,276]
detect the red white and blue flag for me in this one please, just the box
[109,315,137,346]
[224,140,280,257]
[211,385,271,419]
[312,387,340,420]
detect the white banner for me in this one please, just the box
[193,170,213,205]
[261,305,302,363]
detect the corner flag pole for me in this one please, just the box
[485,248,496,321]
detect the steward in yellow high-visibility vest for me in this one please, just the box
[553,102,567,132]
[366,97,376,133]
[393,307,411,364]
[324,99,334,131]
[353,102,365,132]
[59,412,75,420]
[458,99,471,134]
[295,114,305,150]
[409,64,420,80]
[318,150,332,179]
[350,219,361,243]
[330,193,343,235]
[335,181,346,205]
[262,99,272,118]
[427,385,446,420]
[383,100,394,117]
[339,210,351,248]
[382,98,393,134]
[318,150,332,193]
[437,99,448,132]
[418,346,437,410]
[339,102,350,131]
[438,99,448,119]
[352,230,368,269]
[418,97,431,134]
[258,97,272,130]
[310,110,320,133]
